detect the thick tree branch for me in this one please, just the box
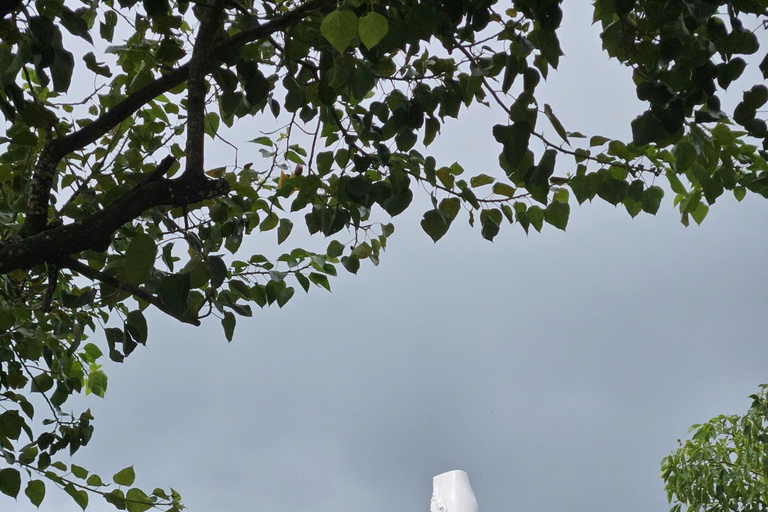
[15,0,331,267]
[19,141,63,237]
[0,157,229,274]
[185,0,228,178]
[61,258,201,326]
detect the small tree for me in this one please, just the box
[0,0,766,509]
[662,384,768,512]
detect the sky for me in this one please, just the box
[7,3,768,512]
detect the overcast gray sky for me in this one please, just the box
[7,3,768,512]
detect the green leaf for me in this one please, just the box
[492,182,516,197]
[316,151,334,174]
[642,186,664,215]
[0,410,23,440]
[125,234,157,285]
[734,186,747,202]
[597,179,629,206]
[589,135,610,146]
[309,273,331,291]
[528,205,544,232]
[207,255,228,288]
[666,170,686,194]
[222,312,236,342]
[0,468,20,498]
[320,10,358,53]
[480,209,503,241]
[51,48,75,92]
[493,123,531,167]
[327,240,344,258]
[126,488,153,512]
[260,212,279,231]
[25,479,45,507]
[64,483,88,510]
[250,136,273,146]
[126,311,148,345]
[691,202,709,225]
[545,201,569,230]
[341,255,360,274]
[88,370,108,398]
[157,274,190,316]
[70,465,88,479]
[673,140,697,173]
[277,219,293,244]
[631,111,667,146]
[86,475,104,486]
[113,466,136,486]
[544,104,569,144]
[470,174,495,187]
[83,52,112,77]
[421,209,450,242]
[204,112,220,138]
[358,12,388,49]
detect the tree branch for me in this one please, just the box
[185,0,228,178]
[57,0,332,159]
[15,0,332,257]
[60,258,201,326]
[0,157,229,274]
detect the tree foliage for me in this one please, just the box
[0,0,766,509]
[662,384,768,512]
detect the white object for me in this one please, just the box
[430,470,479,512]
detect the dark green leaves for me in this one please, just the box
[421,210,449,242]
[493,123,531,167]
[545,198,570,230]
[0,468,20,498]
[207,255,228,288]
[125,234,156,285]
[321,10,358,53]
[480,209,502,241]
[420,198,461,242]
[222,312,236,342]
[157,274,190,317]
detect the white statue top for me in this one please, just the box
[430,470,479,512]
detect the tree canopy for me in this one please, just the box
[0,0,767,510]
[663,384,768,512]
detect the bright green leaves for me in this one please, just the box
[320,9,389,52]
[125,234,156,285]
[358,12,388,49]
[321,10,359,53]
[663,384,768,512]
[125,488,153,512]
[421,198,460,242]
[64,483,88,510]
[113,466,136,486]
[87,369,108,398]
[25,480,45,507]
